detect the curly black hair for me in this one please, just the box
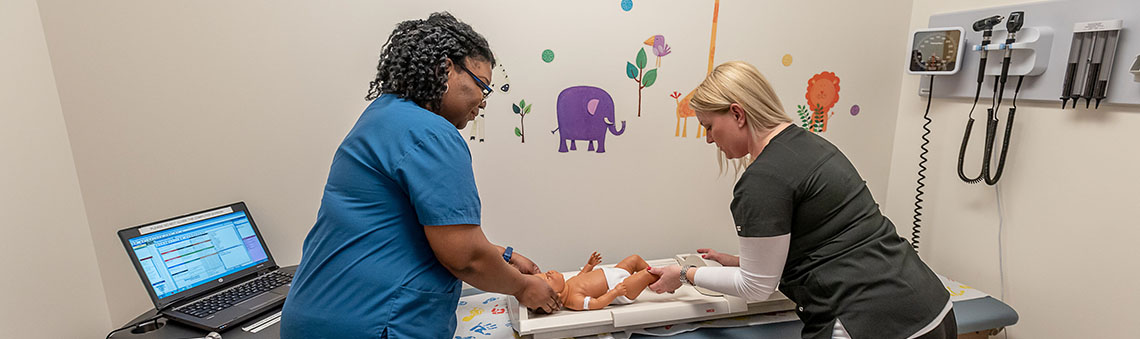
[366,12,495,111]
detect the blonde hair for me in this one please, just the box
[689,61,792,174]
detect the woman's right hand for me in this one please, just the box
[516,275,561,313]
[697,248,740,267]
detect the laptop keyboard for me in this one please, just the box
[178,271,293,318]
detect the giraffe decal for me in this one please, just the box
[672,0,719,138]
[671,91,703,138]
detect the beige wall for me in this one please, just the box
[21,0,1133,337]
[34,0,913,324]
[0,0,113,337]
[884,0,1140,338]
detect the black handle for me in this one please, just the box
[1061,62,1077,98]
[1084,63,1101,101]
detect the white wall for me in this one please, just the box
[885,0,1140,338]
[33,0,912,326]
[0,0,113,337]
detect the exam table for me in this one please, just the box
[454,258,1018,339]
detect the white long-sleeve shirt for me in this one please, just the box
[692,235,788,302]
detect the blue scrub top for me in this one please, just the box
[281,94,481,339]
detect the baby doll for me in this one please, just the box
[532,252,660,311]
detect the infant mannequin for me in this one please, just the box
[533,252,660,311]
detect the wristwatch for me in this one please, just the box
[680,265,697,285]
[502,246,514,263]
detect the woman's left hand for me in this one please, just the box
[509,251,541,274]
[647,264,682,294]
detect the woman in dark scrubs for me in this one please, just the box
[647,61,956,339]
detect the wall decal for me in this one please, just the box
[799,71,841,133]
[621,0,633,11]
[644,35,672,67]
[782,54,793,67]
[627,48,658,117]
[671,91,703,138]
[495,63,511,93]
[512,99,533,143]
[796,105,816,132]
[850,104,860,116]
[541,49,555,63]
[552,86,627,153]
[671,0,719,137]
[469,111,485,142]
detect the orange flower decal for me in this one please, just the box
[804,71,841,132]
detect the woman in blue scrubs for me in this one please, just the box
[281,12,560,339]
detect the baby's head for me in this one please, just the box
[529,270,567,314]
[533,270,566,295]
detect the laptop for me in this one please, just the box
[118,202,292,332]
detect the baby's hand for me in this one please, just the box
[587,251,602,266]
[611,282,628,296]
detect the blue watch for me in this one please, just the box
[502,246,514,263]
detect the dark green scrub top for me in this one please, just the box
[731,126,949,339]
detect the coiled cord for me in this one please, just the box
[912,75,934,250]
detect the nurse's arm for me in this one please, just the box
[423,224,529,294]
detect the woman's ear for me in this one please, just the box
[730,103,748,128]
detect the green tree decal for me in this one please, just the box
[512,99,533,143]
[626,47,658,117]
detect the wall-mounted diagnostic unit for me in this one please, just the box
[923,1,1140,106]
[908,27,966,75]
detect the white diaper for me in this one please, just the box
[600,267,634,304]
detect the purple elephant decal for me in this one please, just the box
[551,86,627,153]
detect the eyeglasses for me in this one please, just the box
[459,65,493,100]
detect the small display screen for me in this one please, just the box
[910,30,962,73]
[128,210,269,299]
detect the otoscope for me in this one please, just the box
[981,11,1024,186]
[972,15,1003,89]
[958,14,1003,183]
[992,11,1023,114]
[973,15,1002,112]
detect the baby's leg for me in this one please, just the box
[619,270,660,300]
[614,255,649,274]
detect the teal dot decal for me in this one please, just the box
[541,49,555,63]
[621,0,633,11]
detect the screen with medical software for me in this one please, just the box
[128,210,269,299]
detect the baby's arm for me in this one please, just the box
[578,251,603,276]
[563,283,628,311]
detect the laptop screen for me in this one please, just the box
[126,206,270,300]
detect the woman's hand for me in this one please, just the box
[516,274,561,313]
[697,248,740,267]
[509,251,541,274]
[647,265,682,294]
